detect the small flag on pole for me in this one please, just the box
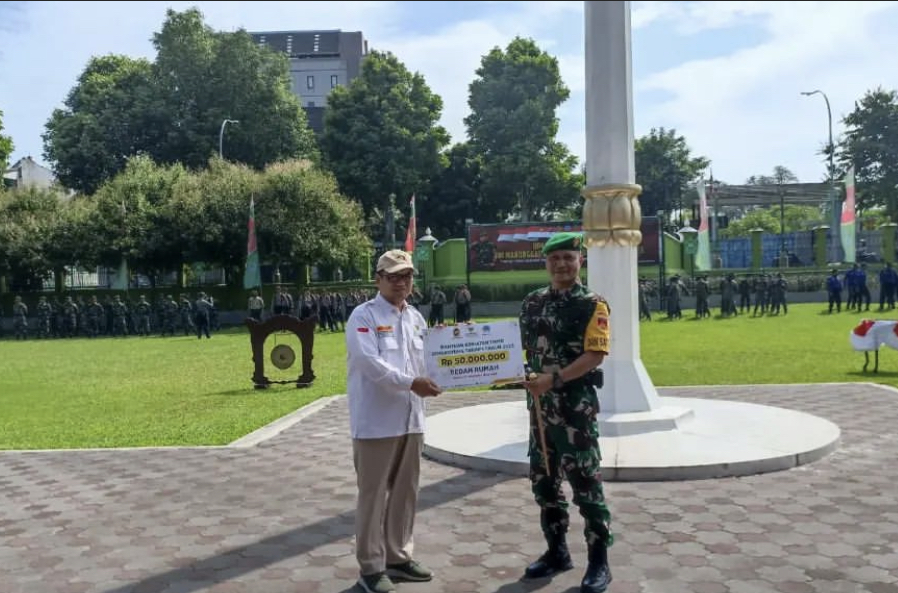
[243,196,262,290]
[695,179,711,271]
[841,166,857,263]
[404,194,417,253]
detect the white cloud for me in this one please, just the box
[634,1,898,183]
[0,1,399,163]
[3,0,898,191]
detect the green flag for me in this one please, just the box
[841,166,856,263]
[243,196,262,290]
[695,179,711,271]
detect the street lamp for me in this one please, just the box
[800,90,834,182]
[801,90,837,261]
[219,119,239,159]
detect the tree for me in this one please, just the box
[256,160,371,273]
[43,55,156,194]
[182,158,261,284]
[465,37,581,222]
[42,8,317,194]
[745,166,799,185]
[720,208,779,238]
[44,197,102,274]
[87,156,191,282]
[0,109,14,169]
[720,205,822,238]
[151,8,317,169]
[0,186,63,289]
[321,50,449,219]
[634,127,710,217]
[838,87,898,219]
[422,143,483,238]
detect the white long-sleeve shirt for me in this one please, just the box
[345,293,428,439]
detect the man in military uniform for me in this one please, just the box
[12,296,29,340]
[519,232,613,593]
[61,296,79,338]
[36,296,52,338]
[85,296,105,338]
[471,232,497,268]
[194,292,213,339]
[111,295,129,337]
[135,295,152,336]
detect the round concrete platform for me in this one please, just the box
[424,393,841,481]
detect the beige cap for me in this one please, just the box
[377,249,415,274]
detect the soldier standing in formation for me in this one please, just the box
[665,276,682,319]
[880,263,898,310]
[769,273,788,315]
[194,292,213,339]
[62,296,79,337]
[12,296,28,340]
[85,296,104,337]
[272,286,293,315]
[719,274,738,317]
[694,276,711,318]
[111,296,129,336]
[637,277,652,321]
[453,284,472,323]
[36,296,52,338]
[519,232,613,593]
[428,285,446,326]
[827,269,843,313]
[135,295,152,336]
[247,290,264,321]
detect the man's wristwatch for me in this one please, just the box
[552,370,565,390]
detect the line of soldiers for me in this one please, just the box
[824,263,898,313]
[265,287,375,333]
[639,273,790,321]
[825,262,898,313]
[1,293,217,340]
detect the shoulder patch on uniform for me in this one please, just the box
[357,327,370,333]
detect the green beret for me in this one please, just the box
[542,231,583,255]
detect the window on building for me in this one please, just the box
[331,74,338,88]
[307,76,315,90]
[308,101,315,107]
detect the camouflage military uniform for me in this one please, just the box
[12,297,29,340]
[36,297,53,338]
[85,297,105,338]
[134,296,152,336]
[520,282,613,549]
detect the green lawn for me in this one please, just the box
[0,302,893,450]
[640,303,896,386]
[0,329,348,450]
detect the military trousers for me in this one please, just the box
[528,385,613,548]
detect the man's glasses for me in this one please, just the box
[380,272,414,283]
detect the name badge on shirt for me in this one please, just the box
[376,325,398,350]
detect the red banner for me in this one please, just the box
[468,219,660,271]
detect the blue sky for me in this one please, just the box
[2,1,897,186]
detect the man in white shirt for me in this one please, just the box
[345,249,443,593]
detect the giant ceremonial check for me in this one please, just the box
[424,321,526,390]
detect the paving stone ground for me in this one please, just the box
[2,383,897,593]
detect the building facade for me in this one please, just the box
[249,30,367,134]
[3,156,56,190]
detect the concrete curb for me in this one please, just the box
[228,394,344,447]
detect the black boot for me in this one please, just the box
[524,532,573,579]
[581,543,612,593]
